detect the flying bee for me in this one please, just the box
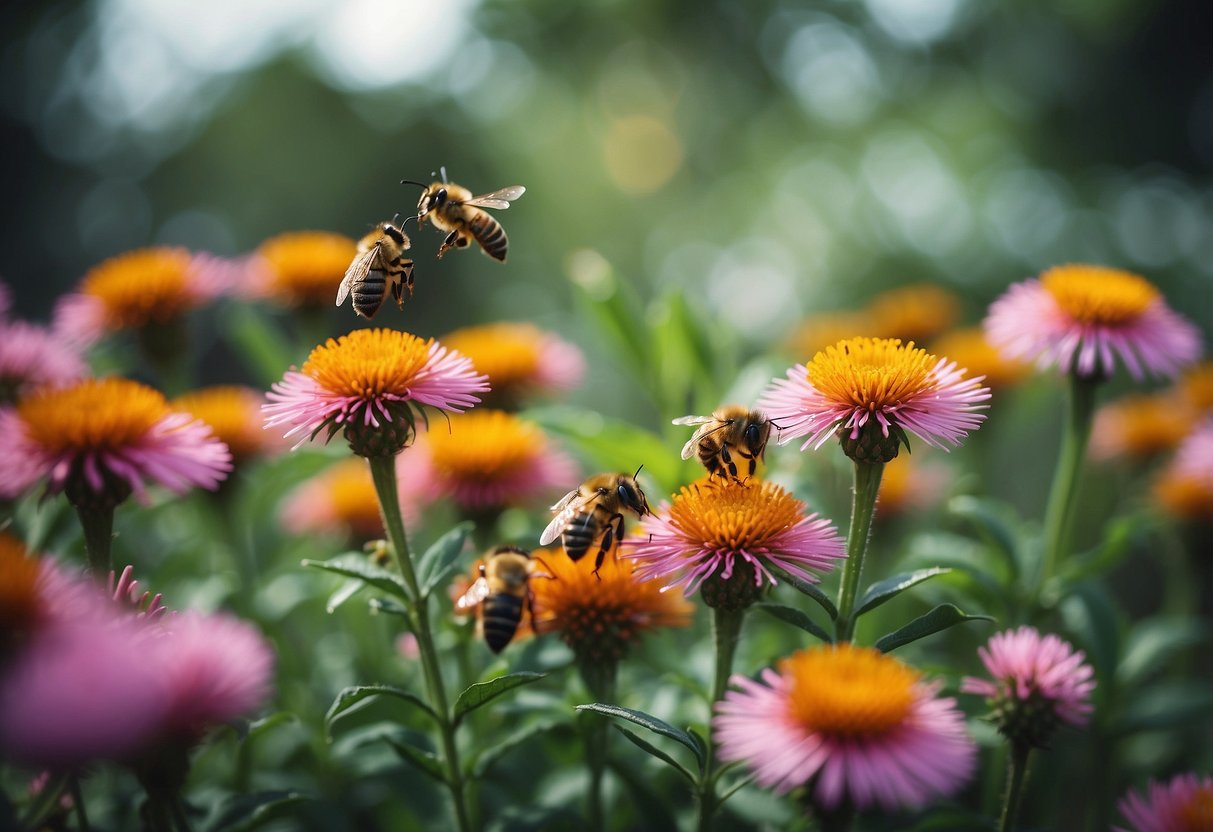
[335,218,416,319]
[455,545,536,653]
[539,471,652,577]
[402,169,525,262]
[673,405,776,483]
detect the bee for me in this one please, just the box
[539,472,652,577]
[673,405,776,483]
[403,170,525,262]
[455,545,536,653]
[335,218,416,319]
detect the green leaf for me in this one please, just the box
[417,522,473,600]
[245,712,297,741]
[325,579,366,613]
[856,568,952,616]
[1059,514,1147,585]
[1117,618,1208,689]
[208,790,309,832]
[303,554,411,604]
[767,562,837,620]
[946,496,1021,578]
[718,770,756,803]
[385,736,448,784]
[607,758,680,831]
[452,672,547,724]
[368,597,409,617]
[571,261,652,389]
[574,704,704,768]
[875,604,995,653]
[755,602,832,643]
[19,772,70,830]
[325,685,436,738]
[221,304,296,388]
[613,725,697,783]
[470,720,557,779]
[1115,682,1213,735]
[1059,582,1122,681]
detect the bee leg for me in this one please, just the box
[402,261,415,298]
[391,278,405,310]
[437,230,460,260]
[720,445,739,481]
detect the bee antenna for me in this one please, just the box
[399,214,417,229]
[400,179,429,189]
[632,464,645,479]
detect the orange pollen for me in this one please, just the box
[80,248,196,328]
[257,231,358,306]
[172,386,265,459]
[668,478,803,551]
[807,337,936,413]
[302,329,433,400]
[782,644,919,738]
[323,459,384,535]
[19,378,169,454]
[426,410,543,481]
[1041,265,1159,325]
[1178,786,1213,832]
[0,534,42,634]
[442,324,543,391]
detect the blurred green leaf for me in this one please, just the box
[385,736,448,785]
[875,604,995,653]
[575,704,704,767]
[302,554,411,604]
[614,725,697,783]
[947,496,1021,580]
[19,772,70,831]
[1117,617,1208,689]
[245,712,297,742]
[325,579,365,613]
[325,685,436,738]
[417,522,473,600]
[368,597,409,617]
[1060,582,1123,682]
[1059,513,1147,585]
[767,562,838,620]
[755,602,832,643]
[208,790,309,832]
[469,720,556,779]
[222,304,295,387]
[608,758,681,831]
[572,267,652,390]
[856,568,952,616]
[1115,682,1213,736]
[453,672,547,725]
[650,292,730,416]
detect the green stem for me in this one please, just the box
[73,504,115,577]
[169,794,193,832]
[578,660,618,832]
[697,606,746,832]
[367,454,472,832]
[68,775,91,832]
[834,461,885,643]
[1037,375,1098,597]
[998,742,1031,832]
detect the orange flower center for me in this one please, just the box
[81,248,195,329]
[928,328,1029,389]
[1181,362,1213,412]
[323,459,384,537]
[783,644,919,738]
[0,534,42,635]
[302,329,433,400]
[668,478,803,550]
[1178,786,1213,832]
[807,337,936,412]
[442,324,543,392]
[1154,471,1213,520]
[257,231,358,306]
[868,284,961,343]
[426,410,543,481]
[172,386,264,459]
[1041,265,1158,325]
[19,378,169,454]
[1096,394,1193,458]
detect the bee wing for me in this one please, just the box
[539,490,594,545]
[464,186,526,210]
[455,576,491,611]
[672,415,714,426]
[672,416,713,460]
[335,248,377,306]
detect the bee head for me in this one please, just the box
[618,468,651,517]
[743,420,765,452]
[433,187,448,208]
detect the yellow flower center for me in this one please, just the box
[172,386,264,459]
[1181,362,1213,412]
[1179,786,1213,832]
[1154,472,1213,520]
[787,311,882,359]
[426,410,543,480]
[1040,265,1159,325]
[19,378,169,454]
[868,283,961,343]
[668,478,802,550]
[1096,394,1193,458]
[257,231,358,306]
[929,328,1029,388]
[0,534,42,635]
[81,248,195,329]
[441,324,543,391]
[302,329,433,400]
[322,459,384,537]
[807,337,936,412]
[783,644,919,738]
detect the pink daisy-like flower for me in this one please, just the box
[0,378,231,505]
[263,328,489,458]
[961,626,1095,748]
[759,337,990,463]
[440,322,586,405]
[714,644,976,812]
[622,477,845,608]
[1117,772,1213,832]
[984,264,1202,381]
[1154,419,1213,520]
[0,321,86,403]
[108,564,168,621]
[279,457,422,538]
[396,410,578,511]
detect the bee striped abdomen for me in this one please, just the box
[561,511,599,561]
[352,272,387,318]
[468,212,508,262]
[482,593,525,653]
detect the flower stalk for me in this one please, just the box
[74,504,115,577]
[697,606,746,832]
[999,741,1031,832]
[578,660,618,832]
[834,461,885,642]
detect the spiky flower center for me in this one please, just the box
[1041,265,1158,325]
[426,410,543,480]
[257,231,357,305]
[807,337,936,412]
[783,644,919,738]
[19,378,168,454]
[81,248,195,328]
[442,324,542,390]
[302,329,433,401]
[668,479,802,550]
[173,386,262,459]
[1178,786,1213,832]
[0,534,42,636]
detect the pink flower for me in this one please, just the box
[759,337,989,461]
[961,626,1095,746]
[714,644,976,812]
[983,265,1202,381]
[108,565,168,620]
[1116,772,1213,832]
[1173,419,1213,488]
[0,378,231,504]
[440,322,586,404]
[621,478,845,605]
[263,328,489,457]
[0,321,86,403]
[279,457,415,539]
